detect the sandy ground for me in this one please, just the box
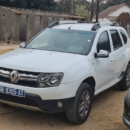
[0,87,129,130]
[0,46,129,130]
[0,45,19,50]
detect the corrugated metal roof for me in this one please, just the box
[93,3,126,19]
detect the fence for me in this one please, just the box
[0,6,70,43]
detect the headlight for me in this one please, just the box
[38,73,64,88]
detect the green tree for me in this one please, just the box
[0,0,10,6]
[0,0,26,8]
[25,0,56,11]
[75,5,90,17]
[56,0,72,14]
[0,0,57,11]
[9,0,26,8]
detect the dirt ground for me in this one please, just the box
[0,45,19,54]
[0,46,129,130]
[0,45,19,51]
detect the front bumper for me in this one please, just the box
[0,81,80,100]
[0,92,74,113]
[0,80,79,113]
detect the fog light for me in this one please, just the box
[39,83,46,88]
[57,102,63,108]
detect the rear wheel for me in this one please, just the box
[118,64,130,91]
[66,83,93,124]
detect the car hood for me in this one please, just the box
[0,49,86,72]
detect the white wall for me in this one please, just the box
[92,18,111,22]
[108,6,130,17]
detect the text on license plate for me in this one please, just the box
[0,86,25,97]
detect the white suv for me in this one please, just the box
[0,21,130,124]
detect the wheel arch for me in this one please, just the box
[123,60,130,72]
[82,77,96,94]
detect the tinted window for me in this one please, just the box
[120,29,127,44]
[97,31,111,53]
[110,30,122,50]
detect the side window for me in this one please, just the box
[120,29,128,44]
[110,30,122,50]
[97,31,111,53]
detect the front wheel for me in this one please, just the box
[66,83,93,124]
[118,64,130,91]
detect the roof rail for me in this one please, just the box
[91,23,101,31]
[48,20,85,28]
[91,21,120,31]
[48,21,59,28]
[111,21,120,26]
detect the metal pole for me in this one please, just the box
[91,0,94,21]
[96,0,100,22]
[72,0,75,15]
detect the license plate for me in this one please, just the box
[0,86,25,97]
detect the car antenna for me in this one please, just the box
[68,25,74,30]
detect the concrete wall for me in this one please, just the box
[0,7,16,42]
[25,14,68,41]
[0,6,69,43]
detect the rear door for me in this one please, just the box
[109,29,126,78]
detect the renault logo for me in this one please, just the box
[10,70,18,83]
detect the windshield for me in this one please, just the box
[26,29,96,55]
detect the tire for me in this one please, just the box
[118,64,130,91]
[66,83,93,124]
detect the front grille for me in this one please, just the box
[0,93,39,107]
[0,67,12,72]
[0,76,9,83]
[17,81,37,87]
[0,67,40,87]
[0,76,37,87]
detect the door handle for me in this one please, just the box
[110,59,115,63]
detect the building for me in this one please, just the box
[93,3,130,22]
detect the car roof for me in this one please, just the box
[50,21,122,32]
[52,23,95,32]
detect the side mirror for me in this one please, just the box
[95,50,109,58]
[20,42,26,48]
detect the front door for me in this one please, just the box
[94,31,114,90]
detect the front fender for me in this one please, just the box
[66,62,95,84]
